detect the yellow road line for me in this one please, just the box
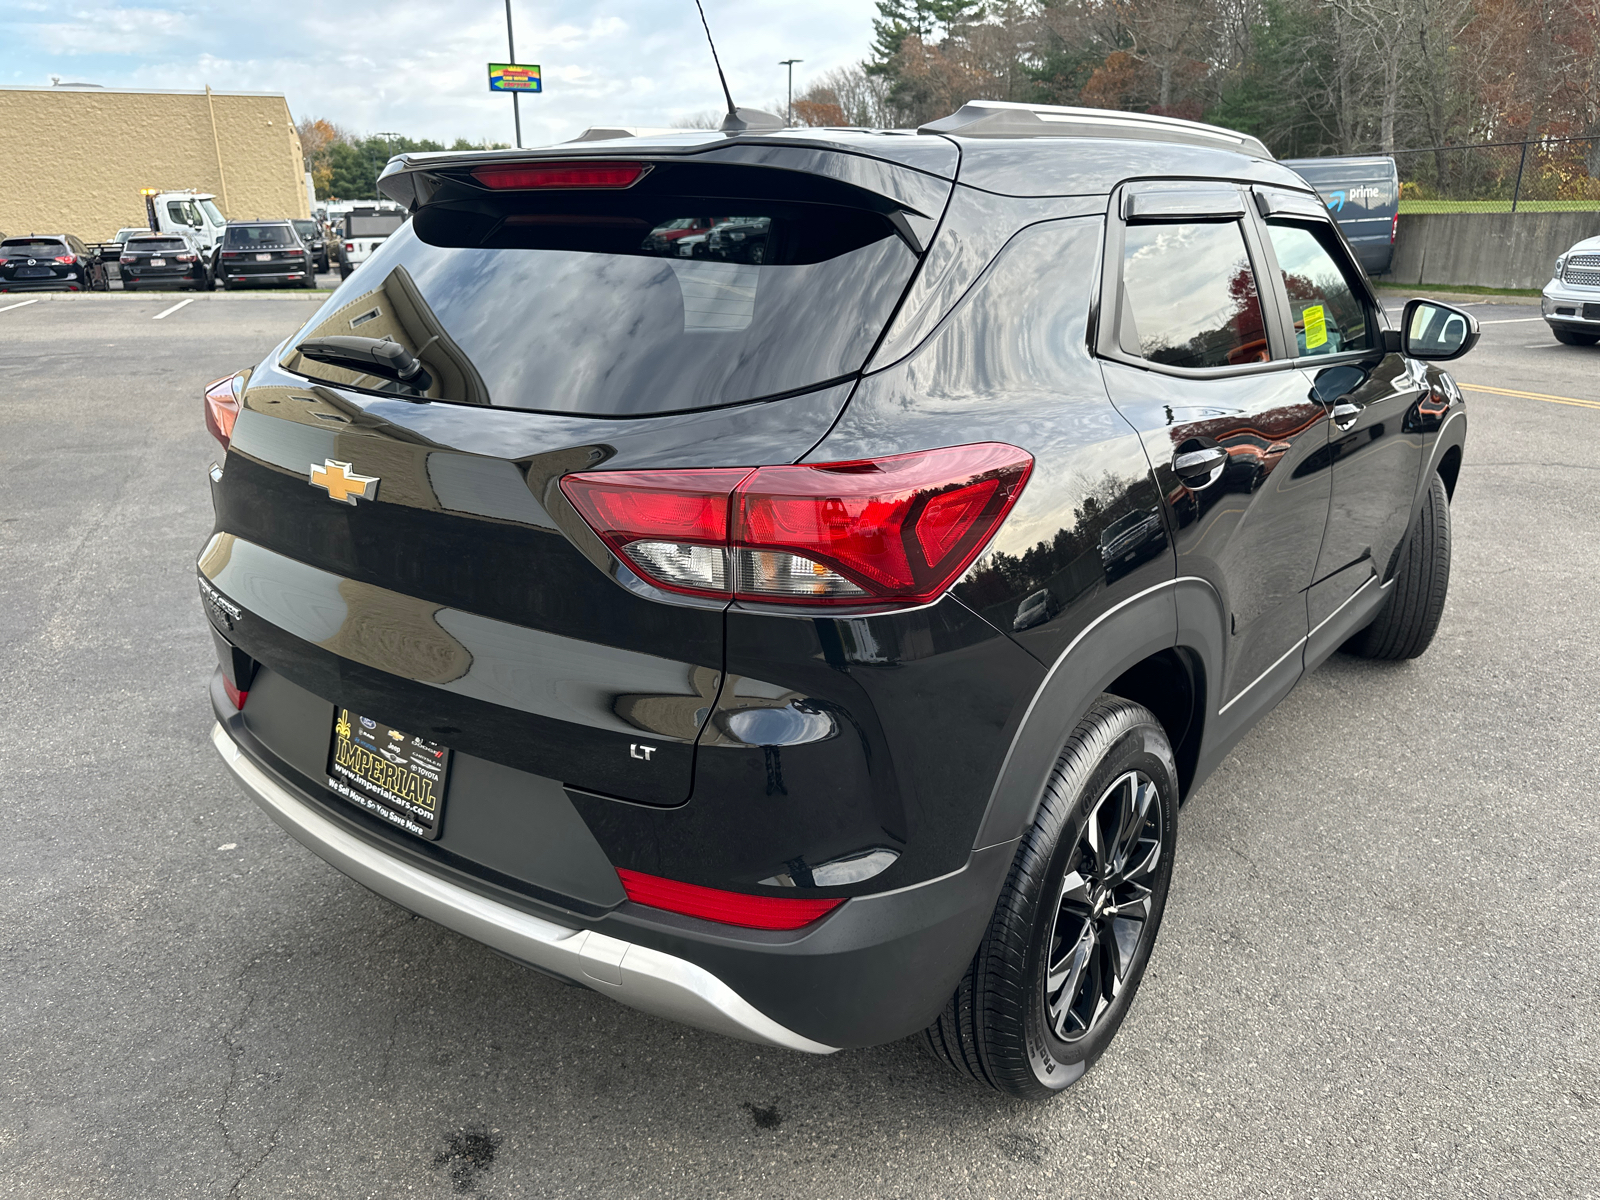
[1460,383,1600,411]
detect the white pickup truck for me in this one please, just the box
[144,191,228,256]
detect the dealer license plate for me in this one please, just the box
[255,252,272,261]
[150,258,166,266]
[327,708,450,840]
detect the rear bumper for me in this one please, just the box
[0,280,80,292]
[212,719,841,1053]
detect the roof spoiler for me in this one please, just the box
[919,101,1272,160]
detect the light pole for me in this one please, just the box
[505,0,522,148]
[779,58,802,126]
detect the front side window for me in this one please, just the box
[1265,221,1373,356]
[1120,221,1269,369]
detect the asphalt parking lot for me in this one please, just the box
[1,291,1595,1199]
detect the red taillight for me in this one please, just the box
[560,443,1033,607]
[616,868,843,930]
[54,254,76,265]
[222,676,248,710]
[176,253,198,263]
[204,374,242,449]
[221,251,243,259]
[1391,211,1400,243]
[471,161,648,190]
[119,255,134,264]
[344,242,354,252]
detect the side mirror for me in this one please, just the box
[1401,298,1480,361]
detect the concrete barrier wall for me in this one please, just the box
[1386,211,1600,290]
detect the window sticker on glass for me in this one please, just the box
[1302,304,1328,349]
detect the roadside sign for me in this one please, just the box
[488,63,541,93]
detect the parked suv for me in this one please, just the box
[200,102,1476,1100]
[1542,236,1600,344]
[291,218,329,274]
[0,234,109,292]
[216,221,314,289]
[119,230,214,291]
[335,208,408,278]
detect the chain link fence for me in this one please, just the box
[1394,137,1600,212]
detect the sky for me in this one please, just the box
[0,1,878,145]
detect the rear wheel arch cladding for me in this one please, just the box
[973,582,1214,849]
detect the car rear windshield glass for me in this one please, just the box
[347,214,407,238]
[129,238,188,251]
[3,239,68,256]
[291,220,320,237]
[227,225,295,247]
[284,196,917,416]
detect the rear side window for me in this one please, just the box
[284,175,918,416]
[1120,221,1269,369]
[227,225,295,247]
[1265,221,1374,356]
[3,238,68,257]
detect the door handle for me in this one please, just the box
[1173,445,1228,487]
[1331,402,1361,430]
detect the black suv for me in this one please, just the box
[119,231,214,291]
[0,234,109,292]
[200,103,1476,1099]
[291,218,329,273]
[216,220,315,289]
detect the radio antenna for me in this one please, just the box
[693,0,744,130]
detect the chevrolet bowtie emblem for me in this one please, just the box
[309,459,379,505]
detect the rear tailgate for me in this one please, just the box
[202,140,952,808]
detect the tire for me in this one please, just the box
[122,281,137,292]
[1342,472,1451,660]
[1553,327,1600,346]
[924,696,1179,1100]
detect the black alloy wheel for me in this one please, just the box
[924,695,1179,1100]
[1044,769,1166,1044]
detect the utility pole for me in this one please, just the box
[779,58,802,126]
[505,0,522,148]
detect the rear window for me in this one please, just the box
[128,237,188,252]
[284,173,918,416]
[227,225,295,247]
[3,238,68,256]
[346,214,407,238]
[291,220,320,238]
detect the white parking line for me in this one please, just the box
[0,298,42,314]
[151,297,197,320]
[1479,317,1545,324]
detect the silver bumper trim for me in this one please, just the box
[211,722,838,1054]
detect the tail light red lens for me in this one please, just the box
[204,373,242,449]
[176,253,198,263]
[560,443,1033,607]
[221,251,243,259]
[617,869,843,930]
[222,676,248,710]
[119,255,134,264]
[1391,212,1400,243]
[53,254,76,265]
[344,242,354,252]
[471,161,648,190]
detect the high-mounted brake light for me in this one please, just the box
[471,161,648,190]
[560,443,1033,607]
[204,373,242,449]
[616,869,843,930]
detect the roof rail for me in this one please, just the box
[919,101,1272,160]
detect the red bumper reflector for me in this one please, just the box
[222,677,248,710]
[204,374,242,449]
[471,161,647,190]
[616,868,843,930]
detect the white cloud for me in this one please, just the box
[0,0,878,145]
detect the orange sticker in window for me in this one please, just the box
[1303,304,1328,349]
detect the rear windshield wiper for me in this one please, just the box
[296,335,434,394]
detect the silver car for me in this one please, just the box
[1542,236,1600,345]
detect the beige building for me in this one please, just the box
[0,85,309,241]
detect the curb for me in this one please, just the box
[1375,286,1541,308]
[3,290,334,302]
